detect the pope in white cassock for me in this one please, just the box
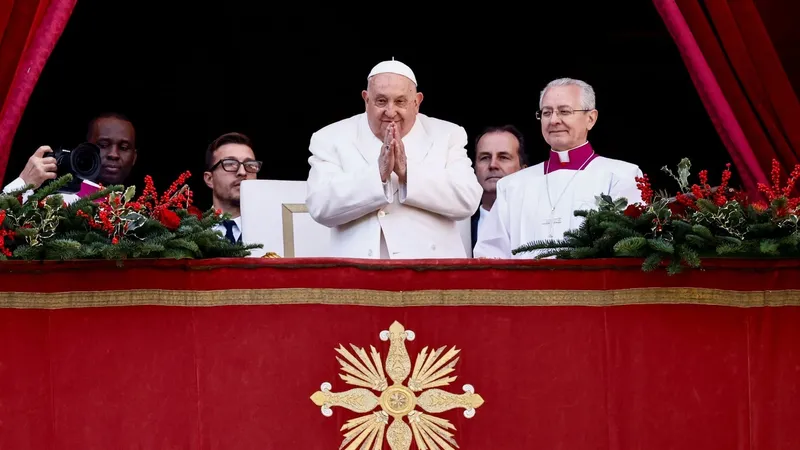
[473,78,643,259]
[305,59,482,259]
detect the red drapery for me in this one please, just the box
[0,0,76,182]
[0,258,799,449]
[654,0,800,192]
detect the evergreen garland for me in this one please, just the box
[513,158,800,274]
[0,172,261,261]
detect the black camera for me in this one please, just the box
[44,142,102,193]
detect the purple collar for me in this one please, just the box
[544,142,598,174]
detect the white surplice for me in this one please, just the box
[472,155,643,259]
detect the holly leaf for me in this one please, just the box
[123,186,136,203]
[122,212,148,232]
[662,157,692,192]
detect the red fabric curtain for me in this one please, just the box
[0,0,76,182]
[654,0,800,193]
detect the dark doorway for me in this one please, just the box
[6,0,732,207]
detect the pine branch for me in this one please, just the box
[562,229,592,247]
[27,175,73,204]
[530,249,565,259]
[43,239,82,260]
[666,258,684,275]
[758,239,780,256]
[641,253,664,272]
[685,234,710,249]
[747,222,777,237]
[613,236,647,256]
[13,244,43,260]
[678,244,701,268]
[695,198,719,214]
[691,224,714,241]
[716,243,743,255]
[512,238,574,255]
[569,247,599,259]
[647,238,674,254]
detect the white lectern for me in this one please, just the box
[240,180,330,258]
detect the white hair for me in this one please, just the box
[538,78,596,110]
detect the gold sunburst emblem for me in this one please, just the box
[310,321,484,450]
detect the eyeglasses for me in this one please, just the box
[210,158,262,173]
[535,108,591,120]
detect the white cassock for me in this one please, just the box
[305,112,482,259]
[473,142,643,259]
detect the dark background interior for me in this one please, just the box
[5,0,735,208]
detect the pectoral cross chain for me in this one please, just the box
[543,152,595,240]
[542,215,562,238]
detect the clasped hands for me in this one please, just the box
[378,123,407,185]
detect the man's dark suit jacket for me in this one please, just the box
[470,209,480,251]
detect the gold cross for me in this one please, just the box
[310,321,485,450]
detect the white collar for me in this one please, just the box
[551,141,590,163]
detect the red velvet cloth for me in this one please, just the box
[656,0,800,183]
[754,0,800,94]
[0,0,76,181]
[1,256,800,292]
[653,0,767,196]
[0,258,798,449]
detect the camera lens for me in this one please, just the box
[74,151,97,173]
[69,143,101,179]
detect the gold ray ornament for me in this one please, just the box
[310,321,484,450]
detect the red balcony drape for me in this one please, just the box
[0,258,799,449]
[654,0,800,194]
[0,0,76,182]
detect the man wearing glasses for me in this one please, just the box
[474,78,643,258]
[203,132,262,243]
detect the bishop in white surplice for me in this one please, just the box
[473,78,643,259]
[473,142,642,258]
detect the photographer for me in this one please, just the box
[2,112,138,199]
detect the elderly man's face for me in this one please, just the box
[539,85,597,151]
[475,131,525,194]
[361,73,423,139]
[89,117,137,185]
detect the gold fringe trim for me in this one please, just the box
[0,287,799,309]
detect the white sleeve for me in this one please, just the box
[472,182,513,258]
[2,177,26,194]
[609,165,644,205]
[2,177,33,203]
[305,132,393,228]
